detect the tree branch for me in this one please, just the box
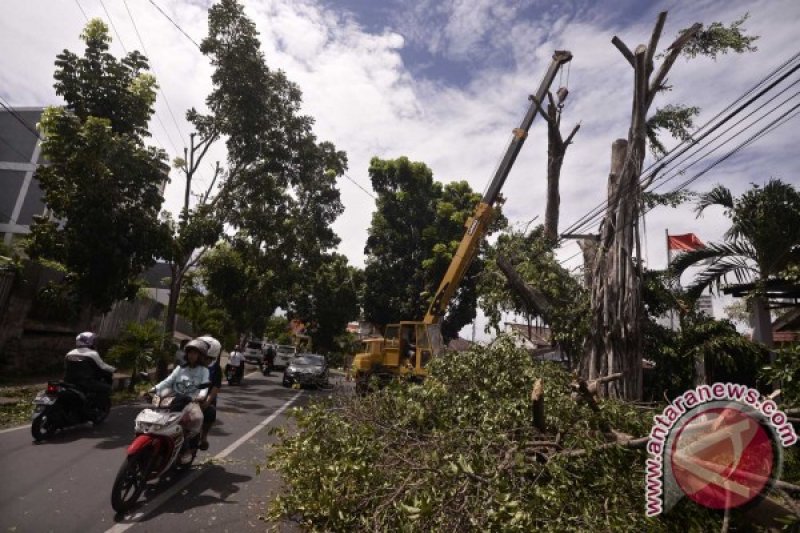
[645,12,668,75]
[611,36,636,68]
[497,255,553,320]
[647,23,702,108]
[563,123,581,147]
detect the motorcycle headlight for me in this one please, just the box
[286,366,296,374]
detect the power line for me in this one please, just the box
[148,0,202,50]
[122,0,188,149]
[73,0,89,22]
[559,52,800,239]
[98,0,128,54]
[559,53,800,241]
[0,98,43,141]
[343,172,376,199]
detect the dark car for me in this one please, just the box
[282,354,328,388]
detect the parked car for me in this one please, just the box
[282,354,328,388]
[243,339,265,365]
[273,344,297,369]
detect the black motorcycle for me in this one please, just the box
[31,379,111,441]
[225,364,243,385]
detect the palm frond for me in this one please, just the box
[685,258,757,299]
[695,185,733,217]
[671,240,757,275]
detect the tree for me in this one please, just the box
[193,0,346,333]
[362,157,505,339]
[671,179,800,348]
[289,253,361,354]
[27,20,168,314]
[584,12,757,399]
[106,319,167,391]
[479,225,589,365]
[200,242,276,340]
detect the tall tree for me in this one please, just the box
[289,253,362,353]
[27,19,168,314]
[363,156,505,339]
[198,0,346,325]
[585,12,757,399]
[672,179,800,348]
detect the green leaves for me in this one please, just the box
[27,22,168,311]
[267,342,719,531]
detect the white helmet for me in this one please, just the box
[198,335,221,362]
[76,331,97,349]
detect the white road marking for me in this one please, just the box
[104,389,303,533]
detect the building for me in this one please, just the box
[696,295,714,317]
[0,107,46,247]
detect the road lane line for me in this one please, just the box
[104,389,303,533]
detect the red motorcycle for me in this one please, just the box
[110,385,208,513]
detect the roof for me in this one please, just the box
[504,322,551,346]
[447,337,473,352]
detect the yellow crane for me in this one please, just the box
[353,51,573,393]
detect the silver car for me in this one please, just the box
[282,354,328,388]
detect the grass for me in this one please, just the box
[0,386,39,429]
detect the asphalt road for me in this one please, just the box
[0,367,333,533]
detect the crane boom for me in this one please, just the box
[423,50,573,325]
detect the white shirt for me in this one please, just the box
[229,351,244,366]
[65,347,116,373]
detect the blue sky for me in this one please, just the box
[1,0,798,336]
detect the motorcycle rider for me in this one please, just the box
[150,338,211,462]
[226,345,245,383]
[197,335,222,451]
[64,332,116,416]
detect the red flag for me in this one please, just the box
[667,233,704,251]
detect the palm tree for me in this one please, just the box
[671,179,800,347]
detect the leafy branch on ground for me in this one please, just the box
[266,340,722,531]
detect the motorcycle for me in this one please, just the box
[110,384,208,513]
[31,378,111,442]
[225,364,243,385]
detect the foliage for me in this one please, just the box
[479,225,588,364]
[29,280,80,322]
[268,340,720,531]
[265,316,292,344]
[762,343,800,406]
[289,253,361,354]
[363,156,505,339]
[672,180,800,298]
[641,188,695,210]
[679,13,759,60]
[646,104,699,158]
[199,0,347,327]
[200,242,276,339]
[26,20,168,312]
[177,274,236,348]
[106,319,166,384]
[641,270,768,399]
[0,386,39,429]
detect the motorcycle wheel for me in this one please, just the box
[93,401,111,425]
[111,448,153,513]
[31,412,56,442]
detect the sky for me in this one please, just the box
[2,0,799,339]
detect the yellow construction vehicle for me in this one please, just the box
[353,51,573,393]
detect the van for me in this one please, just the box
[273,344,297,369]
[244,339,265,365]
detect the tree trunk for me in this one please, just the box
[584,13,700,400]
[159,265,182,379]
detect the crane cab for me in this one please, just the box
[351,322,445,385]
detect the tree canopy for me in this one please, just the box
[362,156,505,339]
[27,19,168,312]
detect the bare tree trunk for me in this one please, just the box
[543,97,580,244]
[585,12,701,400]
